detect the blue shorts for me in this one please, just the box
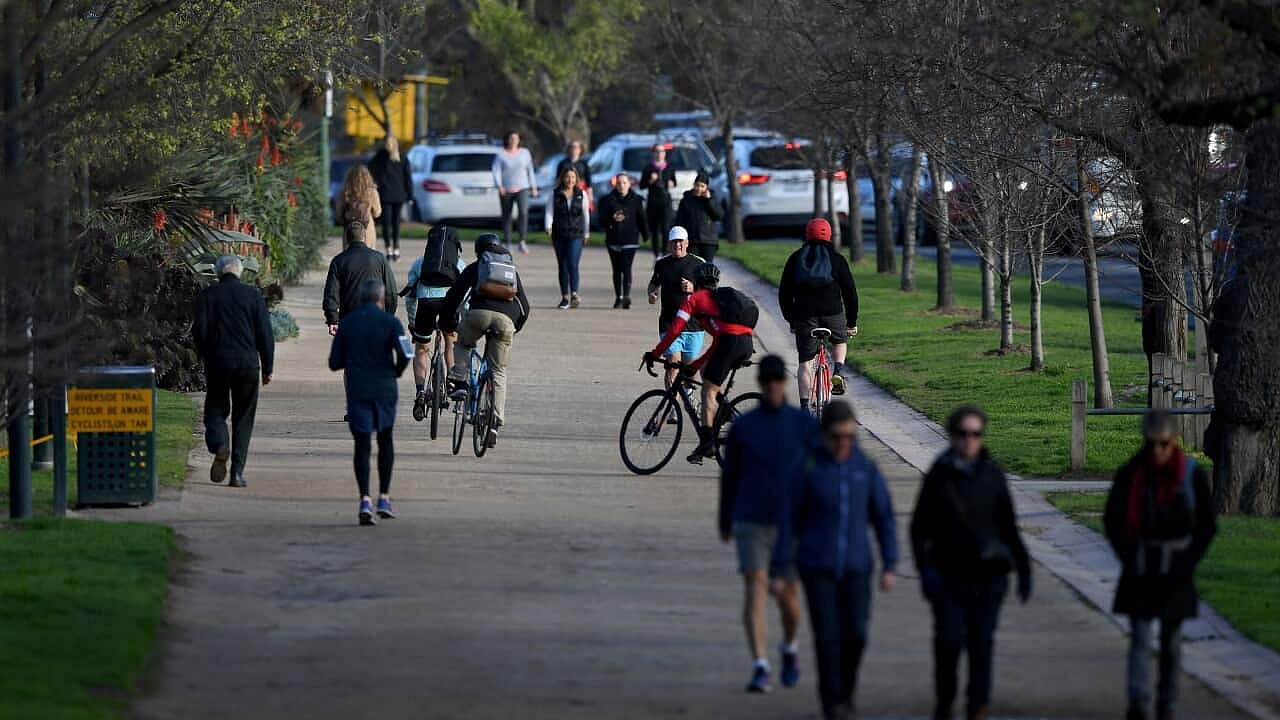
[661,331,704,359]
[347,397,396,434]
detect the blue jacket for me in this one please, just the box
[719,403,818,536]
[771,443,899,579]
[328,303,410,403]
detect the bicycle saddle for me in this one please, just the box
[810,327,832,340]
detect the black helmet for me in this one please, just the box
[475,232,505,257]
[693,262,720,288]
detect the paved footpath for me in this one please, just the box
[119,239,1246,719]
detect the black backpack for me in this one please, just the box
[794,242,834,290]
[713,287,759,328]
[420,225,462,287]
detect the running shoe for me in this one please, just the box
[376,497,396,519]
[229,473,247,488]
[613,298,623,309]
[485,428,498,448]
[831,373,846,396]
[557,298,571,310]
[745,665,772,693]
[686,438,716,465]
[570,295,581,309]
[519,241,529,255]
[412,391,428,421]
[780,649,800,688]
[622,297,632,309]
[210,447,229,484]
[359,498,377,526]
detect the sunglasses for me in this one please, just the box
[953,429,984,438]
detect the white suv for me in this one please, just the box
[586,133,716,209]
[714,139,849,232]
[407,143,503,225]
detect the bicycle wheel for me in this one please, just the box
[473,372,496,458]
[451,387,469,456]
[714,391,764,466]
[429,354,444,440]
[619,389,683,475]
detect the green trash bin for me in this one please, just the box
[72,366,157,506]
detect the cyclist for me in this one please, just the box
[778,218,859,413]
[400,225,466,421]
[439,234,531,449]
[645,262,756,465]
[647,226,706,389]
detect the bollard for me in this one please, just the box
[1071,379,1087,471]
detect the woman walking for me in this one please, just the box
[368,135,413,261]
[770,400,897,720]
[337,164,382,250]
[640,144,677,257]
[545,166,590,309]
[598,172,648,309]
[910,405,1033,720]
[491,130,538,255]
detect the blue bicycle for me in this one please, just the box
[451,348,496,458]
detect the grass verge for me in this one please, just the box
[0,390,197,516]
[1046,491,1280,653]
[720,241,1150,477]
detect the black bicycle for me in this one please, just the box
[618,357,761,475]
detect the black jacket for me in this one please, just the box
[368,149,413,205]
[328,302,410,403]
[323,242,398,325]
[778,242,860,326]
[640,162,677,209]
[555,157,592,190]
[1104,453,1216,619]
[439,261,531,334]
[193,275,275,376]
[599,190,649,249]
[549,186,587,241]
[674,189,723,246]
[647,252,705,334]
[910,449,1031,584]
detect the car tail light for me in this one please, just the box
[422,179,451,193]
[832,170,848,180]
[738,172,770,185]
[785,142,799,150]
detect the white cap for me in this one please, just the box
[668,226,689,242]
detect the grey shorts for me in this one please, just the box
[734,522,793,578]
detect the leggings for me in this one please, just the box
[607,246,638,299]
[381,202,403,251]
[500,189,530,247]
[553,235,584,296]
[647,201,671,257]
[353,428,394,497]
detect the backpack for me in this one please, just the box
[420,225,462,287]
[476,248,519,301]
[713,287,759,328]
[794,242,835,290]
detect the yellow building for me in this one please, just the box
[344,75,449,152]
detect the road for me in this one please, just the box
[119,239,1243,719]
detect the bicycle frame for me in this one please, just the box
[652,359,742,427]
[463,349,489,418]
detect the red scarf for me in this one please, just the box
[1127,445,1186,533]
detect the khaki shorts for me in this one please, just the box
[734,522,794,578]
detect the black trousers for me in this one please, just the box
[694,242,717,264]
[801,569,872,719]
[930,575,1007,717]
[382,202,403,250]
[607,246,638,298]
[204,367,260,476]
[353,428,394,498]
[500,189,530,247]
[647,200,671,257]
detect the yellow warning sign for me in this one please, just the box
[68,388,154,433]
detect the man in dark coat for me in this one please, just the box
[193,255,275,488]
[673,171,723,263]
[911,405,1032,720]
[1104,410,1217,720]
[323,218,398,336]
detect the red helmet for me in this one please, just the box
[805,218,832,243]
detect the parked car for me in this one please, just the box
[527,152,564,226]
[711,139,850,234]
[406,143,505,226]
[586,133,717,214]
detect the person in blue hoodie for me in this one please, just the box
[719,354,818,694]
[770,399,898,720]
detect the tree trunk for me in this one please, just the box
[1077,145,1114,408]
[1136,176,1189,365]
[1207,119,1280,516]
[813,164,824,218]
[826,156,842,251]
[845,149,864,264]
[722,119,743,244]
[999,215,1014,353]
[930,147,952,309]
[871,167,895,274]
[1028,225,1046,371]
[900,144,923,292]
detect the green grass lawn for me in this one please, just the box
[720,241,1151,477]
[0,390,196,516]
[1046,491,1280,653]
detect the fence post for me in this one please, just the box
[1163,355,1177,411]
[1071,379,1087,471]
[1151,352,1167,409]
[1179,362,1196,449]
[1196,373,1212,451]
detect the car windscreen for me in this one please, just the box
[431,153,495,173]
[749,146,810,170]
[622,146,710,173]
